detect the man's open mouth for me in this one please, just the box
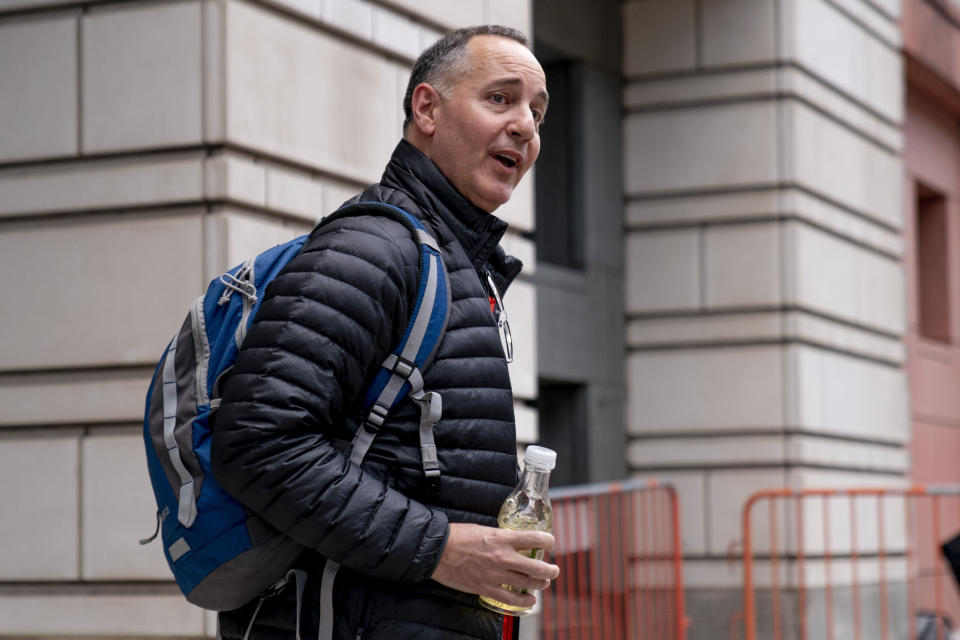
[494,154,518,168]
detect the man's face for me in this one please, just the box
[427,36,548,213]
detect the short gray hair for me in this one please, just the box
[402,25,529,133]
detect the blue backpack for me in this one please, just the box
[141,202,450,611]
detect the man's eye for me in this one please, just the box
[491,94,506,104]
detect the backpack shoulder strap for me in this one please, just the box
[313,201,452,640]
[324,202,450,486]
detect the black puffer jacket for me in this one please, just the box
[212,140,523,640]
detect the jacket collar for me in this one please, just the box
[381,140,521,287]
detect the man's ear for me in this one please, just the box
[410,83,440,137]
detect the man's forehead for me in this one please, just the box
[465,35,546,93]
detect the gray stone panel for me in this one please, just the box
[0,213,204,371]
[372,5,421,59]
[704,222,782,309]
[626,229,700,313]
[81,433,171,580]
[0,14,78,162]
[503,279,537,400]
[624,102,778,195]
[783,0,903,123]
[701,0,776,67]
[786,344,909,444]
[787,100,903,228]
[0,436,79,579]
[622,0,696,76]
[627,346,785,434]
[226,0,398,183]
[788,222,905,335]
[266,165,326,222]
[485,0,532,38]
[82,1,203,152]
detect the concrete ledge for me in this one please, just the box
[627,310,906,366]
[625,66,902,152]
[0,150,360,224]
[626,187,903,259]
[0,593,209,637]
[0,369,153,426]
[628,433,910,474]
[372,0,483,30]
[0,0,110,10]
[0,153,206,218]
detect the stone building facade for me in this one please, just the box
[0,0,533,635]
[2,0,957,638]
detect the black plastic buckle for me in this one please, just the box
[423,472,441,497]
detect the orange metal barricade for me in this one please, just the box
[540,479,688,640]
[736,485,960,640]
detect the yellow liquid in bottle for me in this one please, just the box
[479,491,553,617]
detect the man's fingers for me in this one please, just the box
[505,530,555,551]
[481,584,537,609]
[498,555,560,583]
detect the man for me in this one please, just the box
[211,25,558,640]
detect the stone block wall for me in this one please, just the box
[0,0,533,635]
[621,0,907,636]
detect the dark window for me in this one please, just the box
[534,57,584,270]
[536,381,588,487]
[916,182,950,342]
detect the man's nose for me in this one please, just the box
[508,107,536,142]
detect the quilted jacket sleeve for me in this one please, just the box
[210,213,450,583]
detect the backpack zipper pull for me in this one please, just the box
[139,505,169,545]
[218,259,258,305]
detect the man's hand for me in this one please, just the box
[430,522,561,609]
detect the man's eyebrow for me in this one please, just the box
[486,76,550,105]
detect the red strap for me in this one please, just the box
[489,296,497,314]
[501,615,517,640]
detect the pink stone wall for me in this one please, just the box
[904,0,960,622]
[904,27,960,489]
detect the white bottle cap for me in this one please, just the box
[524,445,557,470]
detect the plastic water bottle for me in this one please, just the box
[479,445,557,616]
